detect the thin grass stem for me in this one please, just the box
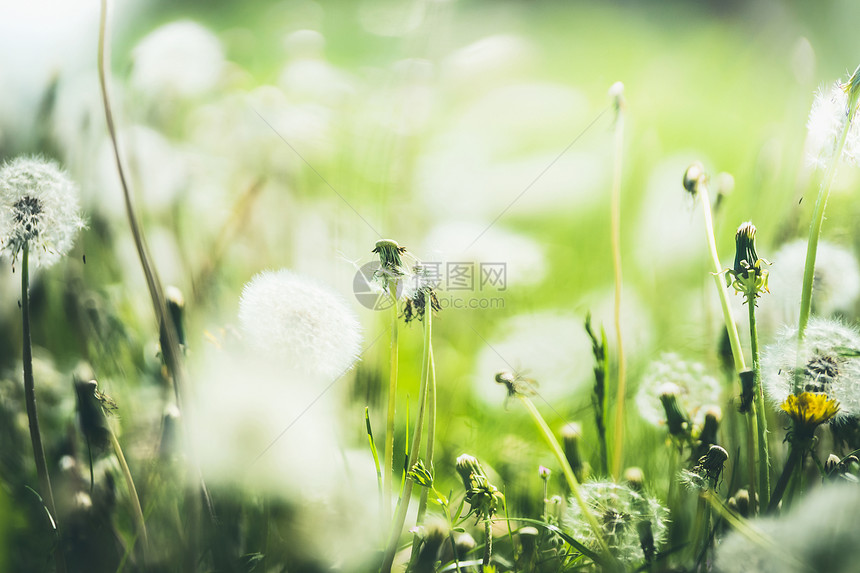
[748,301,770,510]
[383,282,399,522]
[107,427,148,552]
[610,86,627,479]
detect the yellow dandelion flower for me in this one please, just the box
[780,392,840,429]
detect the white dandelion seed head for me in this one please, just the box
[761,317,860,421]
[805,82,860,169]
[715,482,860,573]
[635,353,722,428]
[131,20,224,100]
[238,269,362,380]
[563,481,670,566]
[0,156,85,267]
[765,240,860,329]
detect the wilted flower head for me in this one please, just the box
[563,481,669,566]
[635,353,722,429]
[761,317,860,421]
[238,269,362,379]
[715,482,860,573]
[679,445,728,491]
[805,65,860,169]
[0,156,85,267]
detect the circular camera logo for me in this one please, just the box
[353,261,404,310]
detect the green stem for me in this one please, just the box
[798,120,851,345]
[518,396,618,569]
[383,282,399,522]
[365,407,384,542]
[483,518,492,569]
[698,185,747,374]
[768,445,803,513]
[745,410,758,514]
[107,426,148,551]
[21,244,67,573]
[748,301,770,510]
[610,95,627,480]
[381,294,432,573]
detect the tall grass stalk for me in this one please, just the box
[21,244,66,573]
[383,282,399,522]
[381,290,433,573]
[609,83,628,479]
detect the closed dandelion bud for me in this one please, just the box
[727,222,770,302]
[159,403,181,460]
[455,453,484,495]
[439,531,477,565]
[165,285,186,348]
[739,369,755,413]
[728,489,751,518]
[561,422,586,481]
[693,406,722,460]
[517,526,540,562]
[372,238,408,290]
[623,467,645,492]
[659,383,689,437]
[683,161,705,195]
[408,459,434,488]
[0,156,85,267]
[414,518,449,573]
[73,366,111,451]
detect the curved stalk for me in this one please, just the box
[107,427,148,551]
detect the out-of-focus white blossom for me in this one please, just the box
[239,269,362,379]
[635,353,722,429]
[805,82,860,169]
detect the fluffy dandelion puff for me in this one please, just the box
[635,353,722,428]
[715,482,860,573]
[238,269,362,379]
[563,481,670,566]
[0,156,85,267]
[761,317,860,421]
[805,82,860,168]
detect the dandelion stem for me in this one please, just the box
[383,282,399,523]
[107,426,148,551]
[610,86,627,480]
[21,243,66,573]
[697,183,747,374]
[483,517,492,568]
[748,301,770,510]
[381,291,432,573]
[517,395,618,569]
[768,445,804,513]
[797,119,851,346]
[744,412,758,514]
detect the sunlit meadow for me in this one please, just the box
[2,1,860,572]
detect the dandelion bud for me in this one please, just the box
[728,489,751,518]
[561,422,587,481]
[455,454,503,518]
[658,383,689,437]
[739,370,755,414]
[159,403,181,460]
[623,467,645,492]
[439,531,476,565]
[0,156,85,267]
[414,518,448,573]
[372,239,408,289]
[517,526,540,561]
[683,161,705,195]
[165,285,186,348]
[408,460,434,488]
[733,222,759,278]
[73,368,110,451]
[693,406,722,460]
[455,453,484,491]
